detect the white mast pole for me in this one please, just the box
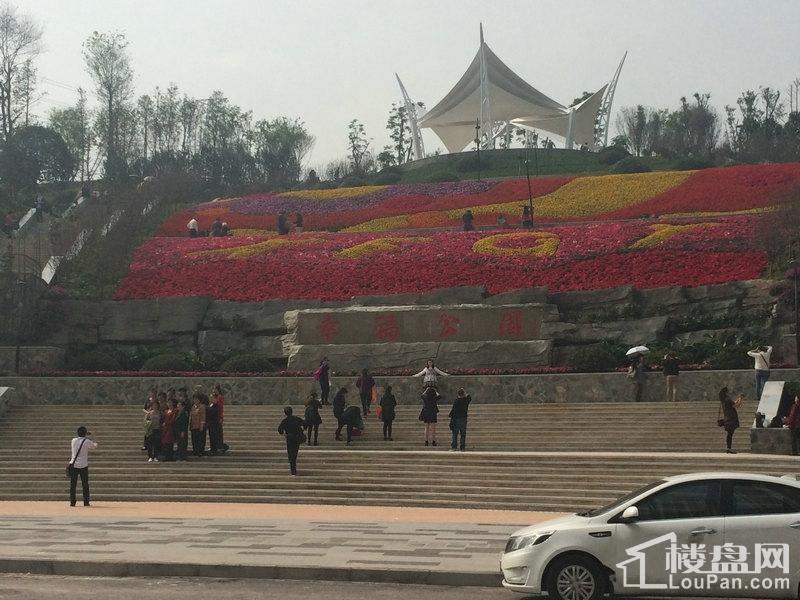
[396,73,426,161]
[479,23,493,150]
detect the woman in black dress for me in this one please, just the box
[303,391,322,446]
[419,385,441,447]
[379,386,397,441]
[719,386,743,454]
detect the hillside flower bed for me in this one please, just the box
[116,216,765,301]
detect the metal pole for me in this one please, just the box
[525,147,534,225]
[14,280,25,375]
[474,118,481,182]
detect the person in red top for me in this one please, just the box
[211,384,229,452]
[160,398,177,461]
[784,395,800,455]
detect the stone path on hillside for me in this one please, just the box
[0,502,558,586]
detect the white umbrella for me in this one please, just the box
[626,345,650,357]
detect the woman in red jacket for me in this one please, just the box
[160,398,177,461]
[784,395,800,455]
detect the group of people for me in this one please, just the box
[186,217,231,238]
[142,384,229,462]
[461,205,534,232]
[272,359,473,475]
[628,345,775,405]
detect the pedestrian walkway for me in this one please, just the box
[0,502,557,586]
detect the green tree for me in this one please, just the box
[83,31,134,181]
[0,3,42,140]
[49,88,95,181]
[0,125,74,192]
[347,118,370,174]
[251,116,314,186]
[386,103,410,164]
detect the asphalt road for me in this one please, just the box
[0,575,513,599]
[0,574,769,600]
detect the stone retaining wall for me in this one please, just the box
[3,369,798,407]
[0,347,64,375]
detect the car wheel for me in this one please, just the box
[545,554,607,600]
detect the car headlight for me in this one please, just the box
[504,531,554,553]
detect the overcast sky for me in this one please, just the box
[24,0,800,168]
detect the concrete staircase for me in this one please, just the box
[0,401,793,511]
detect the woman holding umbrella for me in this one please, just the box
[626,346,649,402]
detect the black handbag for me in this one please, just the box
[66,438,87,479]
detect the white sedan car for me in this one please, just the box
[501,472,800,600]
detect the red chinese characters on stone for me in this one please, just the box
[498,310,524,338]
[374,314,400,342]
[438,313,460,339]
[319,314,339,343]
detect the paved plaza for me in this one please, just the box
[0,502,556,586]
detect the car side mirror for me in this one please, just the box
[620,506,639,523]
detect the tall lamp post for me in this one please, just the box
[14,279,25,375]
[790,242,800,366]
[474,118,481,181]
[524,147,534,227]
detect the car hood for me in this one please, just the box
[510,513,592,538]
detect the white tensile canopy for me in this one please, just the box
[417,27,615,152]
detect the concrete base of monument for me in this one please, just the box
[0,502,556,587]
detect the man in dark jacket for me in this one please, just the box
[449,388,471,451]
[277,406,305,475]
[784,395,800,455]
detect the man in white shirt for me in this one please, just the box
[187,218,199,237]
[747,345,773,401]
[69,426,98,507]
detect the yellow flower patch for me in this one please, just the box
[336,236,431,259]
[280,185,387,201]
[231,228,271,237]
[532,171,692,218]
[472,231,559,257]
[193,236,323,259]
[661,206,778,219]
[343,215,410,233]
[629,223,717,249]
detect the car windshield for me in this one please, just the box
[576,480,666,518]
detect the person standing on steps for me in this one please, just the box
[304,391,322,446]
[413,360,448,388]
[206,393,222,455]
[662,351,680,402]
[189,393,207,457]
[419,385,441,447]
[340,405,364,446]
[315,357,331,405]
[379,385,397,441]
[332,387,348,441]
[747,345,773,401]
[68,426,97,507]
[160,398,177,462]
[449,388,471,452]
[174,400,190,461]
[784,395,800,455]
[277,406,306,476]
[211,384,229,452]
[356,368,375,416]
[628,355,647,402]
[718,387,743,454]
[144,396,161,463]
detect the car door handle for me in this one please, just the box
[690,527,717,536]
[790,522,800,530]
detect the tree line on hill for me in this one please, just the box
[614,88,800,166]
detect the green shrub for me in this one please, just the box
[340,176,366,188]
[456,155,491,173]
[373,170,402,185]
[611,157,651,174]
[66,349,123,372]
[597,145,630,165]
[141,352,201,372]
[707,345,753,370]
[425,172,460,183]
[569,341,629,372]
[220,352,276,373]
[674,157,713,171]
